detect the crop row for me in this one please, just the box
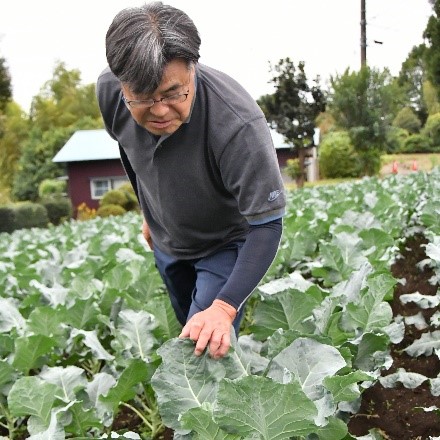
[0,169,438,439]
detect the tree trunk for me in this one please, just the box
[296,148,306,188]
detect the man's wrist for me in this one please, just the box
[212,299,237,320]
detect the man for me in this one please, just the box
[97,1,286,359]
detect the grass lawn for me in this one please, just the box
[284,153,440,190]
[380,152,440,175]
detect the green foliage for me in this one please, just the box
[4,62,103,202]
[29,62,102,131]
[318,131,359,178]
[0,57,12,112]
[13,202,49,230]
[397,44,428,124]
[392,107,422,133]
[400,133,432,153]
[328,66,404,152]
[11,127,71,201]
[96,204,126,217]
[0,102,29,190]
[0,205,15,233]
[38,178,66,198]
[421,112,440,150]
[385,127,410,153]
[423,2,440,97]
[422,80,440,115]
[257,58,325,150]
[356,149,382,176]
[100,189,128,208]
[41,196,72,225]
[100,186,139,212]
[284,158,302,180]
[118,182,139,211]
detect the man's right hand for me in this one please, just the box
[142,218,153,249]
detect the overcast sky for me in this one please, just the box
[0,0,433,113]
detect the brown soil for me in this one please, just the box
[348,235,440,439]
[117,235,440,440]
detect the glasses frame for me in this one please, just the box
[122,89,190,109]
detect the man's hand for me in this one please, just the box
[179,299,237,359]
[142,218,153,249]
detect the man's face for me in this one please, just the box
[121,59,195,136]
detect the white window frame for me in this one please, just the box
[90,176,128,200]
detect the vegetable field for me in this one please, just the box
[0,169,439,440]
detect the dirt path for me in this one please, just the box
[348,235,440,439]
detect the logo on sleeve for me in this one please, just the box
[268,189,282,202]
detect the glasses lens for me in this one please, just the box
[163,93,187,105]
[131,100,154,109]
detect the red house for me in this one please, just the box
[53,128,300,216]
[53,129,128,214]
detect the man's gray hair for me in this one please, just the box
[106,1,201,95]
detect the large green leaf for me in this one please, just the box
[100,359,149,411]
[214,375,317,440]
[39,365,88,402]
[12,334,57,374]
[181,406,240,439]
[8,376,60,424]
[250,288,319,339]
[268,338,346,401]
[151,338,247,432]
[112,309,157,360]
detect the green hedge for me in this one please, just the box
[0,206,16,233]
[14,202,49,230]
[41,197,73,225]
[96,204,126,217]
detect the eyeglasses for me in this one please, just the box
[122,90,190,109]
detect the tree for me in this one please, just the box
[11,62,103,201]
[397,45,428,124]
[30,61,102,131]
[257,58,325,186]
[423,1,440,96]
[327,66,404,175]
[0,102,29,190]
[0,57,12,112]
[392,107,422,133]
[422,80,440,115]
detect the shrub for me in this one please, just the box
[100,186,139,212]
[14,202,49,230]
[96,204,126,218]
[284,158,302,181]
[0,206,16,233]
[421,112,440,151]
[385,127,409,153]
[41,196,73,225]
[392,107,421,134]
[38,179,67,199]
[100,189,127,208]
[118,182,139,211]
[356,149,382,176]
[400,134,432,153]
[319,131,359,178]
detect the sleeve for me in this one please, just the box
[216,218,283,310]
[218,117,286,225]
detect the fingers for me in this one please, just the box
[179,318,231,359]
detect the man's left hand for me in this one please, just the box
[179,299,237,359]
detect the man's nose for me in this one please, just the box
[148,101,169,117]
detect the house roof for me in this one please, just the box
[53,127,294,164]
[53,129,120,163]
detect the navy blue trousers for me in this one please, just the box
[153,241,246,334]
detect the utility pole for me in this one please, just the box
[360,0,367,68]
